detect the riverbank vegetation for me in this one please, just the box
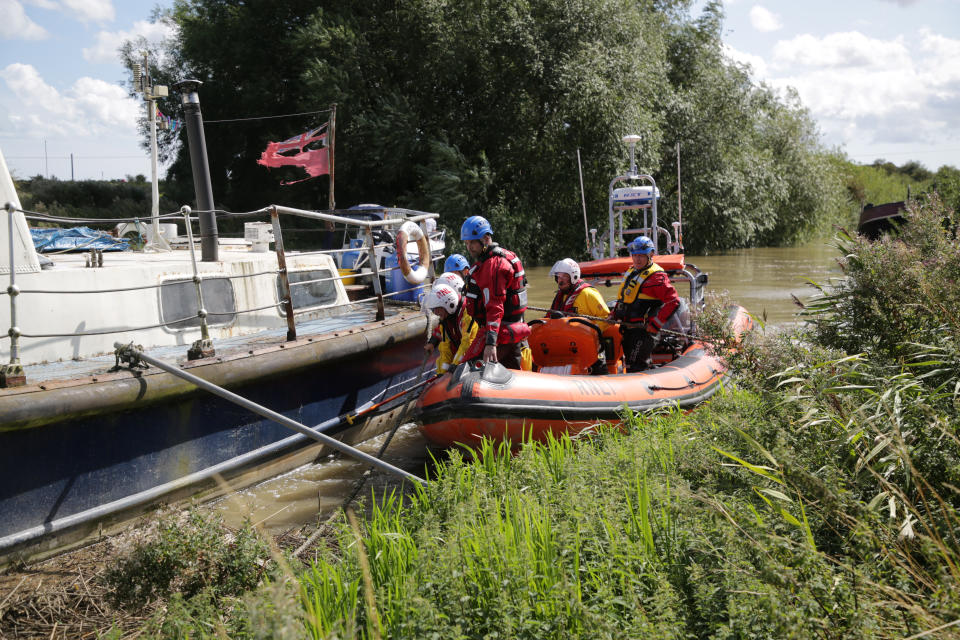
[14,175,179,222]
[839,159,960,220]
[28,194,946,638]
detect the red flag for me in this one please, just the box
[257,124,329,185]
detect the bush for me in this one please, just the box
[807,193,960,359]
[103,508,276,608]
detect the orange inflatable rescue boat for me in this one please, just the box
[417,134,754,448]
[417,306,752,448]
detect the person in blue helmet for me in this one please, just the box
[443,253,471,280]
[608,235,680,372]
[459,215,533,370]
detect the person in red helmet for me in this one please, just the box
[608,236,680,372]
[459,215,532,370]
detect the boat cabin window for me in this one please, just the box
[281,268,338,311]
[160,278,237,330]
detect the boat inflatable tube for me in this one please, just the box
[395,221,431,285]
[416,305,755,449]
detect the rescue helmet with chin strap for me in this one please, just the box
[549,258,581,282]
[460,215,493,241]
[444,253,470,273]
[628,236,655,255]
[433,271,464,293]
[425,284,460,315]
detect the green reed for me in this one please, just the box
[115,195,960,638]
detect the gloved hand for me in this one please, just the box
[483,344,498,363]
[548,310,564,319]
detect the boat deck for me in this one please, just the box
[16,300,419,386]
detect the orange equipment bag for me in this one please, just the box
[529,317,604,375]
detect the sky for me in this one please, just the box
[1,0,959,182]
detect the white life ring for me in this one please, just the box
[395,220,431,285]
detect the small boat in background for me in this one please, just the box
[857,201,906,240]
[416,135,752,448]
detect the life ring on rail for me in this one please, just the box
[395,221,432,285]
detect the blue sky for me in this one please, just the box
[1,0,959,182]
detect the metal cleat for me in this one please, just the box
[187,338,215,361]
[111,342,149,371]
[0,363,26,388]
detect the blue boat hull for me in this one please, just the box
[0,310,430,563]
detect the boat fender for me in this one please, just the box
[395,221,431,285]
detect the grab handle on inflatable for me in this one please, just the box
[395,221,432,285]
[568,317,603,342]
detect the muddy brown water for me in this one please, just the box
[214,241,843,533]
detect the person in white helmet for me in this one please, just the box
[423,282,478,374]
[547,258,611,331]
[424,272,466,356]
[433,271,464,293]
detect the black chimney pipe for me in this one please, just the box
[173,79,219,262]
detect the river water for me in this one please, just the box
[526,240,843,326]
[215,240,843,533]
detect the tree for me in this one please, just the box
[149,0,840,258]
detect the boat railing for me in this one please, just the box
[1,202,438,387]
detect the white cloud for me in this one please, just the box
[0,63,139,137]
[773,31,912,70]
[772,68,924,120]
[756,29,960,155]
[918,29,960,87]
[70,76,139,126]
[60,0,114,23]
[749,6,782,33]
[83,19,175,64]
[0,0,49,40]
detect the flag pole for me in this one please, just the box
[577,147,589,252]
[328,104,336,211]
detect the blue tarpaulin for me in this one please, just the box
[30,227,130,252]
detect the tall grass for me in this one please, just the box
[289,196,960,638]
[109,195,960,638]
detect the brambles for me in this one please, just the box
[102,508,275,608]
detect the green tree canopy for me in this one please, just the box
[144,0,843,258]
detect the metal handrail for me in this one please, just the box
[21,209,189,224]
[2,202,439,368]
[12,268,282,295]
[15,297,303,338]
[271,204,436,229]
[294,241,394,257]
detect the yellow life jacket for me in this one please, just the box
[616,263,664,323]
